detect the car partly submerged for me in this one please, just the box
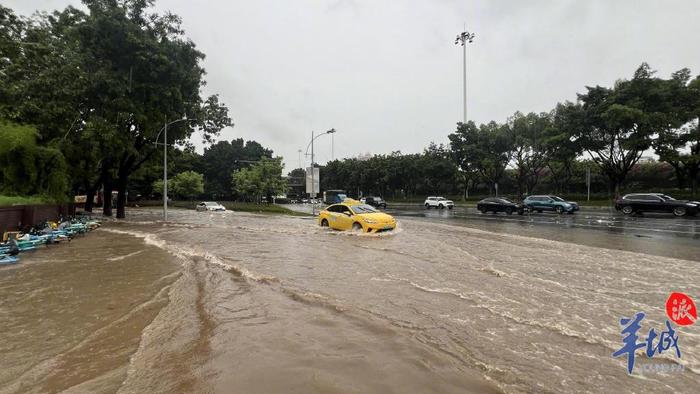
[318,199,396,233]
[195,201,226,212]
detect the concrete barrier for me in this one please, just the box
[0,204,75,233]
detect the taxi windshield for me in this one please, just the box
[351,204,378,214]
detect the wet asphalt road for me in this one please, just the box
[290,203,700,261]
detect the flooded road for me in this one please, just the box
[1,208,699,393]
[292,203,700,261]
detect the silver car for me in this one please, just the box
[195,201,227,212]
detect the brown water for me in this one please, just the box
[1,208,699,393]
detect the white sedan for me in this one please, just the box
[424,196,454,209]
[195,201,227,212]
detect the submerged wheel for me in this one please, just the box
[673,207,687,217]
[621,206,634,215]
[425,203,430,209]
[479,206,487,214]
[439,204,445,209]
[352,222,364,232]
[556,206,564,214]
[505,207,513,215]
[320,219,329,227]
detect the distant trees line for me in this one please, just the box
[310,64,700,200]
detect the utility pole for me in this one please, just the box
[587,167,591,202]
[163,121,168,221]
[311,130,315,215]
[155,117,191,221]
[298,149,302,169]
[455,29,475,123]
[305,129,337,216]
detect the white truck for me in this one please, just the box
[424,196,454,209]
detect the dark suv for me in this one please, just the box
[361,196,387,209]
[523,195,579,214]
[615,193,699,217]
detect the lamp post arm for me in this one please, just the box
[154,118,192,145]
[305,131,336,156]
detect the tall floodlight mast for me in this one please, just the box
[454,30,475,123]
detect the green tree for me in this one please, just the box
[507,112,550,198]
[1,1,232,217]
[231,157,286,202]
[653,72,700,196]
[544,102,585,194]
[171,171,204,200]
[0,119,68,199]
[286,167,306,198]
[203,139,272,198]
[576,63,685,196]
[449,121,512,196]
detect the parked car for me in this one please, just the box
[523,195,579,214]
[615,193,699,217]
[195,201,226,212]
[424,196,454,209]
[360,196,387,209]
[318,200,396,233]
[476,197,525,215]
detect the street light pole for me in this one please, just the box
[163,121,168,221]
[304,128,337,216]
[455,29,475,123]
[311,130,315,215]
[154,117,192,221]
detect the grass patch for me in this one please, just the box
[0,194,64,206]
[222,202,309,216]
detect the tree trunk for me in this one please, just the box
[102,162,113,217]
[670,161,686,190]
[689,164,699,198]
[85,185,96,213]
[116,176,127,219]
[84,175,102,213]
[116,155,137,219]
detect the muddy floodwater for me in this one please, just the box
[1,208,699,393]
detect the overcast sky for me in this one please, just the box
[8,0,700,171]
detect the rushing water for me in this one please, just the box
[1,208,699,393]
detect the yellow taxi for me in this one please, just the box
[318,199,396,233]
